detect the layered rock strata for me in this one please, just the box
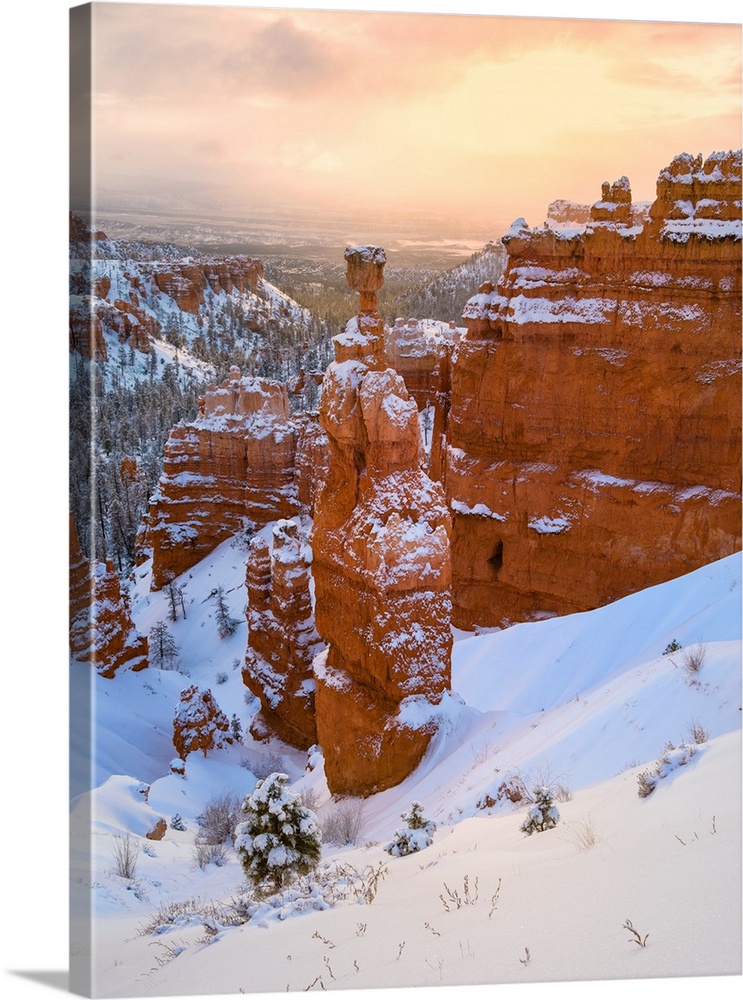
[446,150,742,628]
[150,257,264,315]
[311,246,453,796]
[385,318,459,479]
[69,514,148,677]
[69,214,266,358]
[144,367,316,589]
[243,520,322,749]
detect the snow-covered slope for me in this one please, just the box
[69,539,741,996]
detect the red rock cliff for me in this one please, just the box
[445,150,742,628]
[144,368,299,589]
[69,514,148,677]
[311,246,453,797]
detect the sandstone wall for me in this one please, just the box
[445,150,742,628]
[243,520,322,749]
[144,367,329,589]
[69,514,148,677]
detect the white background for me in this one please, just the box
[2,1,740,999]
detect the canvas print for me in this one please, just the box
[69,2,742,996]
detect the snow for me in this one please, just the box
[451,499,507,521]
[528,515,571,534]
[68,527,741,996]
[498,293,615,326]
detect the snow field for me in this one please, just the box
[69,536,741,996]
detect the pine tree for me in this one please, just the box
[149,621,179,670]
[384,801,436,857]
[230,713,243,743]
[213,585,240,638]
[520,786,559,836]
[235,773,321,896]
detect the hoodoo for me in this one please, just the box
[310,246,453,796]
[243,519,322,750]
[444,150,742,628]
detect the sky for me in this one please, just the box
[80,1,742,236]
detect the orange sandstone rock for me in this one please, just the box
[172,685,231,759]
[243,520,322,749]
[145,369,303,589]
[69,514,148,677]
[311,248,453,796]
[446,150,742,628]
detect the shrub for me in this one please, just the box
[384,802,436,857]
[680,643,707,680]
[321,800,366,846]
[170,813,186,831]
[112,833,140,879]
[193,839,229,869]
[235,773,322,896]
[196,792,241,845]
[520,786,559,836]
[637,739,699,797]
[663,639,682,655]
[686,717,709,745]
[297,787,322,813]
[565,815,601,852]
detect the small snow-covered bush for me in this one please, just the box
[520,786,559,836]
[235,773,322,896]
[637,739,699,798]
[663,638,682,655]
[193,839,229,869]
[686,717,709,746]
[384,802,436,857]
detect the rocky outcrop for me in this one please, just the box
[547,196,650,231]
[151,258,264,315]
[172,685,231,759]
[95,298,156,352]
[69,514,148,677]
[243,520,322,749]
[446,150,742,628]
[144,368,303,589]
[311,247,453,797]
[143,368,330,589]
[384,318,458,478]
[385,317,458,409]
[69,301,107,360]
[69,213,269,359]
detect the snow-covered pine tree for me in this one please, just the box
[384,801,436,857]
[213,585,240,638]
[230,713,243,743]
[235,772,321,896]
[149,621,179,669]
[520,786,559,836]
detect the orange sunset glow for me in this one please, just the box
[84,3,742,235]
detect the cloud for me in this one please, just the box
[221,17,340,97]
